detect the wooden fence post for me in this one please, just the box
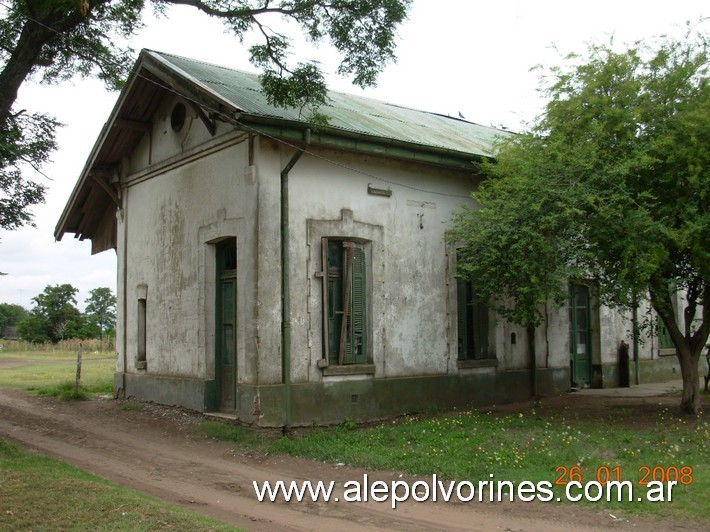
[75,342,83,393]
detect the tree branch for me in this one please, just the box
[162,0,323,19]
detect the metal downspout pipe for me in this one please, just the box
[120,182,128,398]
[632,294,640,385]
[281,128,311,434]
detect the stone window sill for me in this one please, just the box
[322,364,375,376]
[658,348,676,357]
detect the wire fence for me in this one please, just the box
[0,337,115,354]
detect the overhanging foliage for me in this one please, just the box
[451,27,709,413]
[0,0,410,229]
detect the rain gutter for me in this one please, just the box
[233,113,491,171]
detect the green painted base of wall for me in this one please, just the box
[115,368,569,427]
[639,356,681,384]
[237,367,570,427]
[114,368,569,427]
[589,356,681,389]
[592,363,623,389]
[115,372,218,412]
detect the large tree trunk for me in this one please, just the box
[527,324,537,399]
[0,5,91,124]
[677,344,701,414]
[0,23,51,123]
[650,283,709,415]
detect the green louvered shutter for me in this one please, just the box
[346,243,367,364]
[326,239,343,365]
[456,278,471,359]
[658,316,674,349]
[472,294,489,359]
[456,278,489,360]
[325,240,367,365]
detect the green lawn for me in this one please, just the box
[265,406,708,521]
[0,439,238,531]
[0,347,115,396]
[0,360,114,395]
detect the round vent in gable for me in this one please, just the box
[170,102,186,132]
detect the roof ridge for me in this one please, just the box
[143,49,502,133]
[146,49,259,77]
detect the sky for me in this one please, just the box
[0,0,706,310]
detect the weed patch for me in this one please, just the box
[34,381,90,401]
[118,401,146,412]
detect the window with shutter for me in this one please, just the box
[322,239,368,365]
[456,277,490,361]
[658,316,674,349]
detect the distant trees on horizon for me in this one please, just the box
[2,284,116,344]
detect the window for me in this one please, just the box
[658,316,674,349]
[322,239,367,365]
[171,102,186,132]
[568,283,591,386]
[456,278,489,360]
[136,297,147,370]
[216,239,237,410]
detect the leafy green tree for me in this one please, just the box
[16,283,84,343]
[0,0,409,229]
[16,313,51,343]
[0,302,27,335]
[84,287,116,346]
[451,29,709,414]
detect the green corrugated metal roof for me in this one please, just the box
[148,50,506,160]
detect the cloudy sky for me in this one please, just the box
[0,0,706,310]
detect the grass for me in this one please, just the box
[118,401,146,412]
[199,420,265,447]
[0,349,114,361]
[0,338,115,355]
[35,380,90,401]
[0,439,239,531]
[0,347,239,529]
[0,347,115,398]
[3,344,706,523]
[264,406,708,521]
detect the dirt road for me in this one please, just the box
[0,387,698,531]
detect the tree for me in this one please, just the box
[84,287,116,346]
[17,283,84,343]
[0,0,409,230]
[0,302,28,335]
[450,29,709,414]
[16,313,52,343]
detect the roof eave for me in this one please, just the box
[233,112,492,171]
[54,49,244,242]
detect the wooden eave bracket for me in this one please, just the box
[190,102,216,136]
[88,174,121,208]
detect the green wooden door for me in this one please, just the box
[217,241,237,411]
[569,284,591,387]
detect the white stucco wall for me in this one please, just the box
[276,141,581,384]
[115,101,680,396]
[116,95,261,384]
